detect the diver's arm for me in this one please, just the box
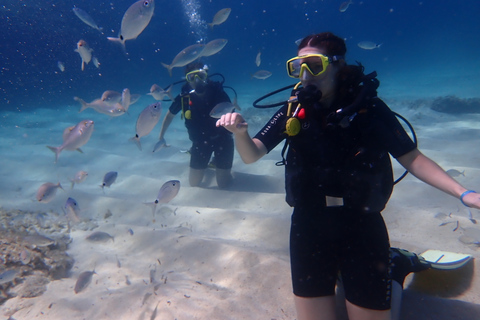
[158,110,175,140]
[397,148,480,208]
[216,113,267,163]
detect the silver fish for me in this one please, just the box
[70,170,88,189]
[144,180,181,216]
[101,171,118,191]
[0,269,20,285]
[107,0,155,51]
[252,70,272,80]
[210,101,235,118]
[208,8,231,28]
[130,102,162,151]
[357,41,382,50]
[47,119,94,163]
[148,84,173,101]
[255,51,261,67]
[74,269,96,293]
[75,39,93,71]
[36,182,63,203]
[339,0,353,13]
[200,39,228,57]
[92,56,100,68]
[101,90,122,104]
[74,97,126,117]
[73,7,103,31]
[121,88,131,112]
[64,197,81,223]
[161,43,205,76]
[446,169,465,177]
[86,231,114,243]
[23,234,55,247]
[57,61,65,72]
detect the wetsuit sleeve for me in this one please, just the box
[168,94,183,115]
[370,98,416,158]
[253,104,289,153]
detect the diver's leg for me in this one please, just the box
[215,168,232,189]
[294,295,336,320]
[189,168,205,187]
[213,136,234,189]
[345,301,391,320]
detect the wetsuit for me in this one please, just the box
[253,94,416,310]
[169,81,233,170]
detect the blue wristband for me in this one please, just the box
[460,190,476,207]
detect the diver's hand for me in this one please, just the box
[152,138,170,152]
[216,112,248,134]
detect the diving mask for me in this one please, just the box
[186,68,208,83]
[286,54,343,78]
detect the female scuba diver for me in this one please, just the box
[216,32,480,320]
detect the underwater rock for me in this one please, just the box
[430,95,480,114]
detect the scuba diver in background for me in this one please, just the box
[155,61,234,189]
[216,32,480,320]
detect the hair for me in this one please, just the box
[185,61,205,75]
[297,32,347,57]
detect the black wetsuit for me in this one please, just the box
[169,81,233,170]
[254,95,416,310]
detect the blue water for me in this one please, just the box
[1,0,479,110]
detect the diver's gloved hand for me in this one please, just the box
[297,85,322,106]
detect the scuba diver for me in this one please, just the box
[154,61,234,189]
[216,32,480,320]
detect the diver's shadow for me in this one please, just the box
[202,170,284,194]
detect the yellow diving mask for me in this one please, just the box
[286,54,343,78]
[186,69,208,83]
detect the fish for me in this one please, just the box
[47,119,94,163]
[210,101,236,118]
[121,88,131,112]
[130,102,162,150]
[72,7,103,31]
[101,171,118,192]
[251,70,272,80]
[74,97,126,117]
[0,269,20,285]
[75,40,93,71]
[161,43,205,77]
[101,90,123,104]
[357,41,382,50]
[70,170,88,189]
[207,8,231,28]
[23,234,55,247]
[144,180,181,216]
[36,182,63,203]
[255,51,261,67]
[200,39,228,57]
[148,84,173,101]
[92,56,100,68]
[107,0,155,51]
[86,231,114,243]
[74,269,96,294]
[446,169,465,177]
[64,197,81,223]
[339,0,353,13]
[57,61,65,72]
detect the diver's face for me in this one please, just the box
[297,46,337,99]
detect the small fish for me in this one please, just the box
[130,102,162,151]
[255,51,261,67]
[446,169,465,178]
[467,209,477,224]
[128,228,134,235]
[208,8,231,28]
[251,70,272,80]
[0,269,20,285]
[210,101,236,118]
[57,61,65,72]
[101,171,118,191]
[121,88,131,112]
[148,84,173,101]
[70,170,88,189]
[107,0,155,51]
[339,0,353,13]
[74,97,126,117]
[23,234,55,247]
[92,56,100,68]
[86,231,114,243]
[64,197,81,223]
[357,41,382,50]
[36,182,63,203]
[47,119,95,163]
[200,39,228,57]
[144,180,181,216]
[161,43,205,77]
[75,39,93,71]
[101,90,122,104]
[74,269,96,294]
[72,7,103,32]
[149,268,156,283]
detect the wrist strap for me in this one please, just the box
[460,190,476,207]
